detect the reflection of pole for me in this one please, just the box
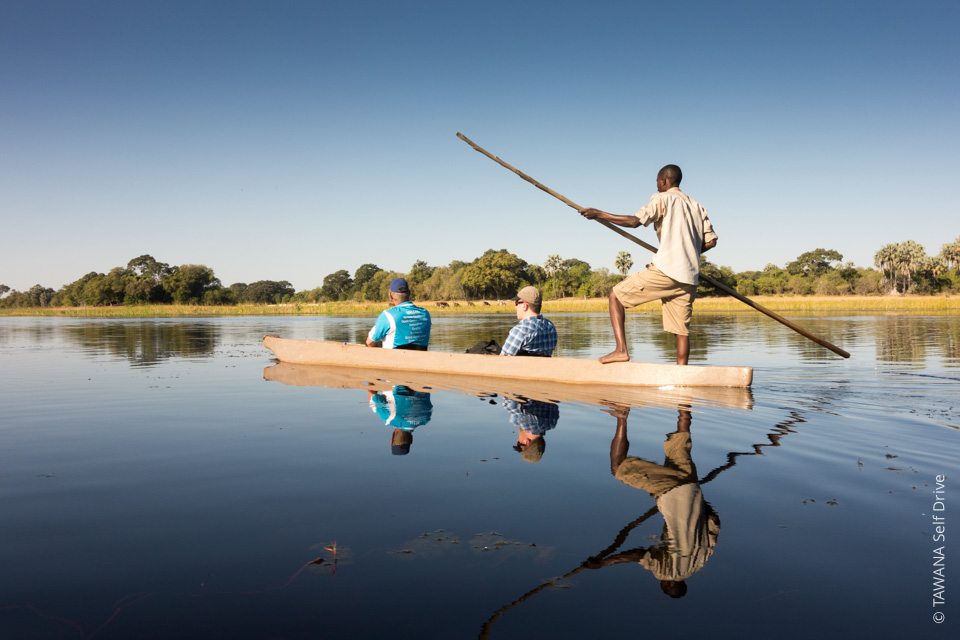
[697,411,805,484]
[477,408,807,638]
[478,505,659,640]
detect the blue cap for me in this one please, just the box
[389,278,409,293]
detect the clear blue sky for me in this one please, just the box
[2,0,957,292]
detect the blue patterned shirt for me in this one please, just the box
[368,301,431,349]
[503,398,559,435]
[500,315,557,357]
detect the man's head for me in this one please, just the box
[513,432,546,463]
[389,278,410,304]
[512,286,542,316]
[660,579,688,598]
[656,165,683,192]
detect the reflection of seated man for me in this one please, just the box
[586,405,720,597]
[367,386,433,456]
[366,278,431,350]
[500,286,557,357]
[503,398,559,463]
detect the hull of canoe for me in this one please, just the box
[262,336,753,388]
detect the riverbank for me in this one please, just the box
[1,295,958,317]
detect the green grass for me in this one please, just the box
[2,294,958,318]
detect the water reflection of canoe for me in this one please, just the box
[263,361,754,410]
[263,336,753,390]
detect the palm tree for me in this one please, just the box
[927,255,947,279]
[874,244,896,292]
[544,254,564,299]
[614,251,633,277]
[896,240,926,293]
[940,237,960,275]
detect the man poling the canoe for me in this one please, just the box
[580,164,715,365]
[456,132,851,360]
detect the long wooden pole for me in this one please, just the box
[457,132,851,359]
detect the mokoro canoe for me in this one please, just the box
[263,361,755,410]
[263,336,753,388]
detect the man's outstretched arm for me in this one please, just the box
[579,207,643,228]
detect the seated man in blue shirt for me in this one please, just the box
[500,286,557,357]
[366,278,431,350]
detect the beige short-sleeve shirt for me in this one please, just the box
[635,187,718,285]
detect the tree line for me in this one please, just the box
[2,238,959,308]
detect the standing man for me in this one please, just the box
[579,165,717,365]
[366,278,431,350]
[500,286,557,357]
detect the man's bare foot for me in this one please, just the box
[598,351,630,364]
[600,403,630,419]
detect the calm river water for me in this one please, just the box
[1,312,958,639]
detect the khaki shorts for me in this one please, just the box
[614,432,696,499]
[612,267,697,335]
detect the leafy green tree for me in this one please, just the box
[353,264,382,292]
[614,251,633,277]
[461,250,529,299]
[0,284,9,298]
[697,258,736,296]
[364,271,404,301]
[127,254,171,284]
[162,265,221,304]
[448,260,470,272]
[202,287,237,305]
[73,268,128,306]
[736,279,757,296]
[228,283,248,298]
[124,278,156,304]
[786,273,814,295]
[293,287,324,303]
[409,259,434,286]
[586,268,620,297]
[837,261,859,284]
[561,258,592,297]
[241,280,295,304]
[544,254,564,299]
[785,249,843,277]
[321,270,354,300]
[27,284,56,307]
[527,264,547,288]
[419,266,465,301]
[854,270,882,295]
[814,271,847,295]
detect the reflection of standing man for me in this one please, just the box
[366,278,431,350]
[367,386,433,455]
[504,398,559,463]
[586,405,719,597]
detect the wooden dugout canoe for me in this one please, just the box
[263,336,753,388]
